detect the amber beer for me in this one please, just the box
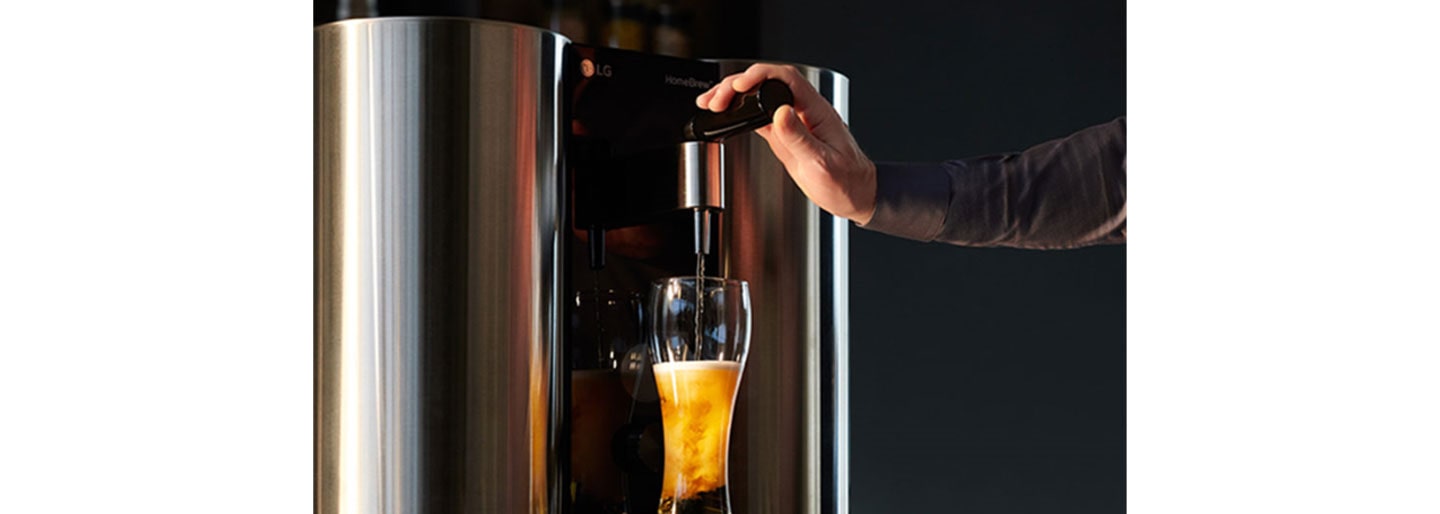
[653,361,742,514]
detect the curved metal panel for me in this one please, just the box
[315,17,567,513]
[714,60,851,514]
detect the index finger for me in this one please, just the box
[702,64,802,112]
[729,64,827,113]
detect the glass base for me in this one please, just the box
[658,486,729,514]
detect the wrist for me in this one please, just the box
[850,158,877,225]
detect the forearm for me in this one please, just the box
[862,117,1127,249]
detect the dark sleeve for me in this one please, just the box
[861,117,1126,249]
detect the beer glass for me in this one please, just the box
[648,277,751,514]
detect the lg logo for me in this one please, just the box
[580,59,612,78]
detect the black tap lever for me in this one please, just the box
[683,79,794,141]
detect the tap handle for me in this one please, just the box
[683,79,794,141]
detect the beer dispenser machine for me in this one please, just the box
[315,17,849,514]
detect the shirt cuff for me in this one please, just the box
[859,162,951,242]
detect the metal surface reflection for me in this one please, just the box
[315,18,566,513]
[715,60,850,514]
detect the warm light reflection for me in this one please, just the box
[337,24,365,514]
[570,370,630,505]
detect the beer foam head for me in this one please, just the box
[652,360,740,373]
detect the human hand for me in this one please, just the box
[697,64,877,225]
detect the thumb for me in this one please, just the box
[770,105,829,166]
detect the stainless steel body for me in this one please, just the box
[315,18,847,514]
[716,61,851,514]
[677,141,725,210]
[315,18,566,514]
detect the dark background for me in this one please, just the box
[758,1,1126,513]
[316,0,1125,511]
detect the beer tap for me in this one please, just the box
[682,79,794,261]
[577,79,794,270]
[682,78,795,141]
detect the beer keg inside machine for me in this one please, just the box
[315,17,849,513]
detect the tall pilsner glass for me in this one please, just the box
[649,277,751,514]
